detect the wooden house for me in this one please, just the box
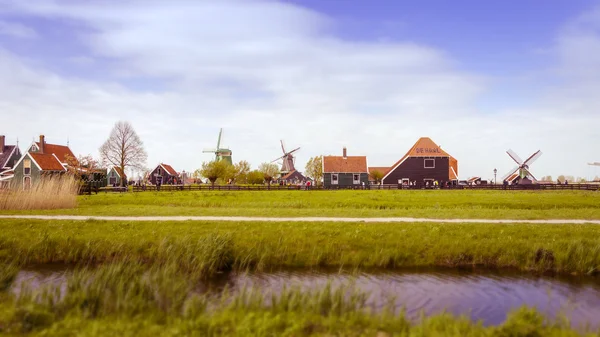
[0,135,22,188]
[12,135,75,189]
[278,170,308,185]
[323,147,369,188]
[381,137,458,186]
[107,166,126,186]
[149,163,178,185]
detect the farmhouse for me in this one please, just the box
[381,137,458,186]
[107,166,126,186]
[0,135,22,187]
[278,170,308,185]
[149,163,178,185]
[12,135,75,189]
[323,147,369,188]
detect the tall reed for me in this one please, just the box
[0,175,78,210]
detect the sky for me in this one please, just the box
[1,0,600,181]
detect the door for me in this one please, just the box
[23,176,31,190]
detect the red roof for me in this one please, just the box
[34,142,77,165]
[323,156,368,173]
[368,167,390,175]
[112,166,126,178]
[161,164,178,176]
[29,153,66,171]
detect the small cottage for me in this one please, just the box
[107,166,126,186]
[0,135,22,188]
[12,135,75,189]
[149,163,178,185]
[323,147,369,188]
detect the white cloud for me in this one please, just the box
[0,20,37,38]
[1,0,600,180]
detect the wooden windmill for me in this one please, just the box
[202,128,233,165]
[271,140,300,175]
[502,149,542,184]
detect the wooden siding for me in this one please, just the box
[107,168,123,186]
[324,172,369,188]
[12,156,42,189]
[382,157,450,185]
[149,165,177,185]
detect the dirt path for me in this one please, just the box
[1,215,599,224]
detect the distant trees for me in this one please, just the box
[65,154,99,181]
[99,121,147,187]
[370,170,384,184]
[259,163,279,186]
[246,170,265,185]
[540,175,552,182]
[233,160,251,184]
[305,156,323,186]
[200,160,233,187]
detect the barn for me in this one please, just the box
[381,137,458,186]
[149,163,178,186]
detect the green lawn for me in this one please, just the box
[2,219,599,274]
[2,189,600,219]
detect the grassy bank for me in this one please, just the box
[2,189,599,219]
[0,262,597,336]
[1,219,599,275]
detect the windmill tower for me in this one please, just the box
[203,128,233,165]
[271,140,300,175]
[502,149,542,184]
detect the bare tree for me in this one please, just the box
[99,121,147,187]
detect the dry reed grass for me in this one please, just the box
[0,175,79,210]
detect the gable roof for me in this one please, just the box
[0,145,19,169]
[110,166,126,178]
[155,163,178,176]
[32,142,77,165]
[323,156,368,173]
[281,170,307,181]
[383,137,459,181]
[368,167,390,175]
[29,152,67,171]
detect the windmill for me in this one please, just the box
[502,149,542,184]
[202,128,233,165]
[271,140,300,174]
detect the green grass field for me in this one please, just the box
[2,189,600,219]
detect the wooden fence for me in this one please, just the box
[131,183,600,192]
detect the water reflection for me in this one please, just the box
[12,267,600,329]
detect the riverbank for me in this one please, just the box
[1,219,599,275]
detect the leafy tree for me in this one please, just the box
[304,156,323,186]
[557,175,565,183]
[370,170,384,184]
[65,154,99,181]
[234,160,251,184]
[99,121,147,187]
[259,162,279,186]
[200,160,233,187]
[595,176,600,182]
[246,170,265,185]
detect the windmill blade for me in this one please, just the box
[502,166,520,181]
[287,147,301,155]
[506,149,523,165]
[523,168,537,181]
[271,155,285,163]
[280,140,286,155]
[523,150,542,166]
[216,128,223,149]
[203,148,217,153]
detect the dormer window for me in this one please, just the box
[30,144,38,152]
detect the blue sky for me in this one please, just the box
[1,0,600,180]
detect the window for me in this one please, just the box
[23,176,31,190]
[157,168,162,175]
[24,159,31,175]
[353,174,360,184]
[331,174,339,185]
[30,144,37,152]
[424,159,435,169]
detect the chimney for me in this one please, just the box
[39,135,45,154]
[343,147,347,159]
[0,135,4,153]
